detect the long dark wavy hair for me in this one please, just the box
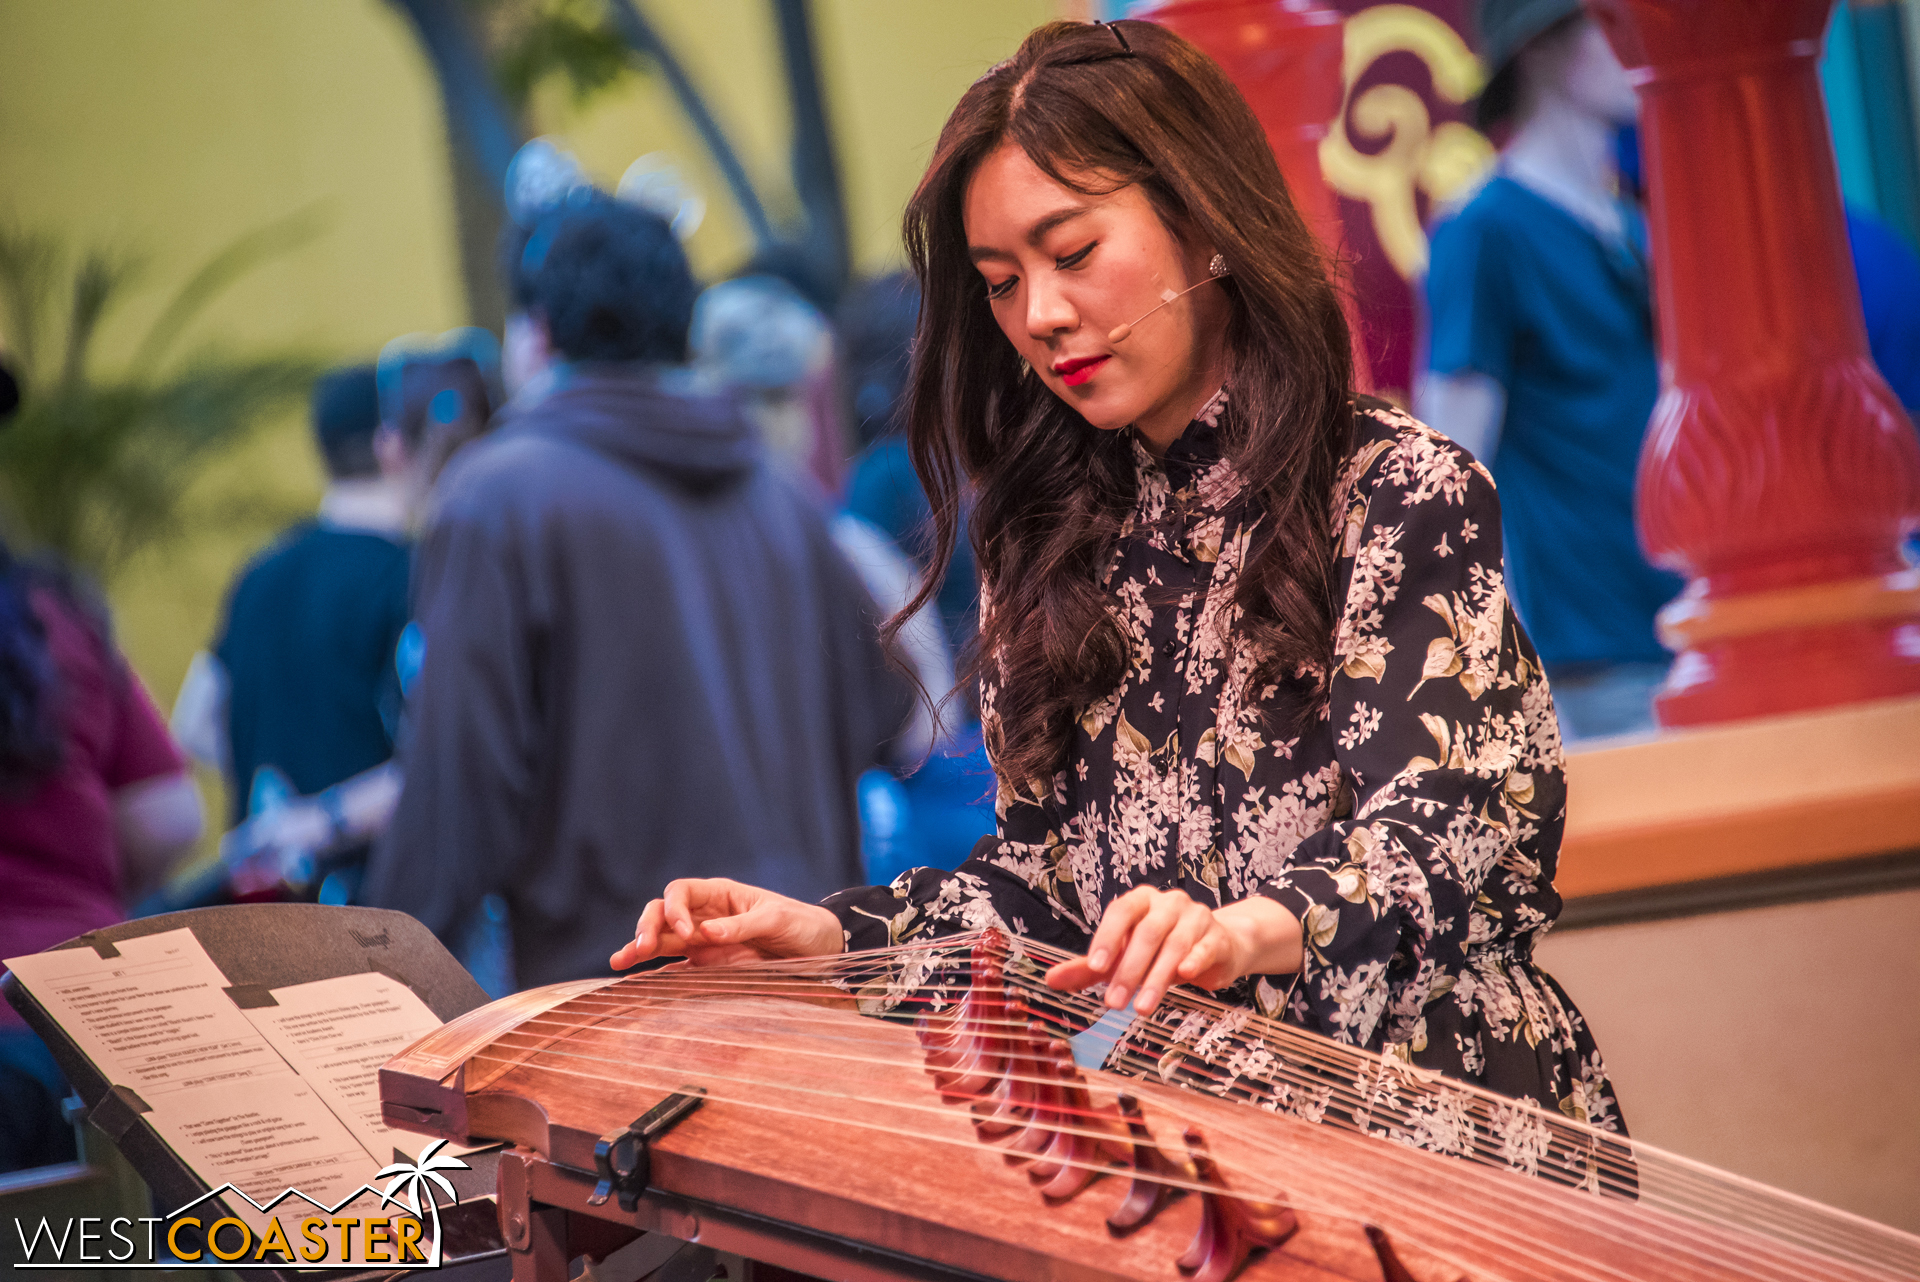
[0,541,70,794]
[895,19,1355,787]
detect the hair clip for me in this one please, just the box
[1100,19,1134,55]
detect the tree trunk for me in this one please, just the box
[606,0,778,252]
[772,0,850,305]
[387,0,524,329]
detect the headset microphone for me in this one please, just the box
[1107,254,1229,344]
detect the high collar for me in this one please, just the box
[1160,417,1224,488]
[1131,388,1242,521]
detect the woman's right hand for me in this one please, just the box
[609,878,844,970]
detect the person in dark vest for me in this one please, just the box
[360,196,911,988]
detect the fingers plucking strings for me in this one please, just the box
[462,933,1915,1282]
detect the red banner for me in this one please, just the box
[1320,1,1490,401]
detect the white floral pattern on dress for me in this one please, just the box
[826,396,1622,1135]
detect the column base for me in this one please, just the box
[1656,620,1920,729]
[1653,568,1920,727]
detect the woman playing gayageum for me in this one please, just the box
[612,19,1624,1136]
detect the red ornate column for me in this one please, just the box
[1141,0,1374,389]
[1586,0,1920,726]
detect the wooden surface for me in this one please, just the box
[384,986,1903,1282]
[1558,693,1920,899]
[1536,888,1920,1235]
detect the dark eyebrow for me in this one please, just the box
[1026,204,1093,244]
[967,204,1093,264]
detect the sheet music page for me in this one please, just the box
[241,971,457,1162]
[141,1075,397,1261]
[5,929,411,1263]
[4,927,291,1098]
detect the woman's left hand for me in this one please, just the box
[1044,886,1304,1016]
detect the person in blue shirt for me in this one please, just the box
[170,357,494,903]
[1418,0,1683,741]
[837,273,996,877]
[840,272,981,653]
[1847,208,1920,565]
[1848,209,1920,417]
[174,367,412,827]
[1612,121,1920,420]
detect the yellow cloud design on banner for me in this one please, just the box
[1319,4,1495,279]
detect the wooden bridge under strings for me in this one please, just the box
[1144,0,1920,1230]
[379,930,1920,1282]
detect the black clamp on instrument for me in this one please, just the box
[588,1085,707,1212]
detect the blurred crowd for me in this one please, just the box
[0,160,1005,1173]
[3,0,1917,1177]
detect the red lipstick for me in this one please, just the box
[1052,355,1109,387]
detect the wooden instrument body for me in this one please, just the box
[379,978,1902,1282]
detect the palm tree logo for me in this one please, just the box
[376,1140,470,1267]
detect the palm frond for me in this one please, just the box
[0,218,324,578]
[62,248,143,389]
[127,205,329,373]
[0,223,61,378]
[420,1169,459,1205]
[0,352,319,573]
[375,1142,466,1216]
[384,1172,424,1215]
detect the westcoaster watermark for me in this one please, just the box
[12,1140,469,1269]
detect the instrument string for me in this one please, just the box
[543,981,1648,1199]
[567,962,1881,1269]
[573,957,1906,1275]
[472,1029,1674,1282]
[986,938,1920,1276]
[486,1014,1897,1282]
[486,1004,1889,1282]
[984,943,1920,1276]
[451,936,1917,1279]
[558,970,1651,1192]
[491,990,1873,1282]
[499,1001,1454,1144]
[592,953,1585,1131]
[993,983,1904,1270]
[500,992,1529,1212]
[568,969,1595,1126]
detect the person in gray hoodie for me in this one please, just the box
[360,197,911,988]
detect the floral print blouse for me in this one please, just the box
[826,395,1625,1133]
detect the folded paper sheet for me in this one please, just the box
[5,928,458,1265]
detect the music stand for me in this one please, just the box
[3,902,509,1282]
